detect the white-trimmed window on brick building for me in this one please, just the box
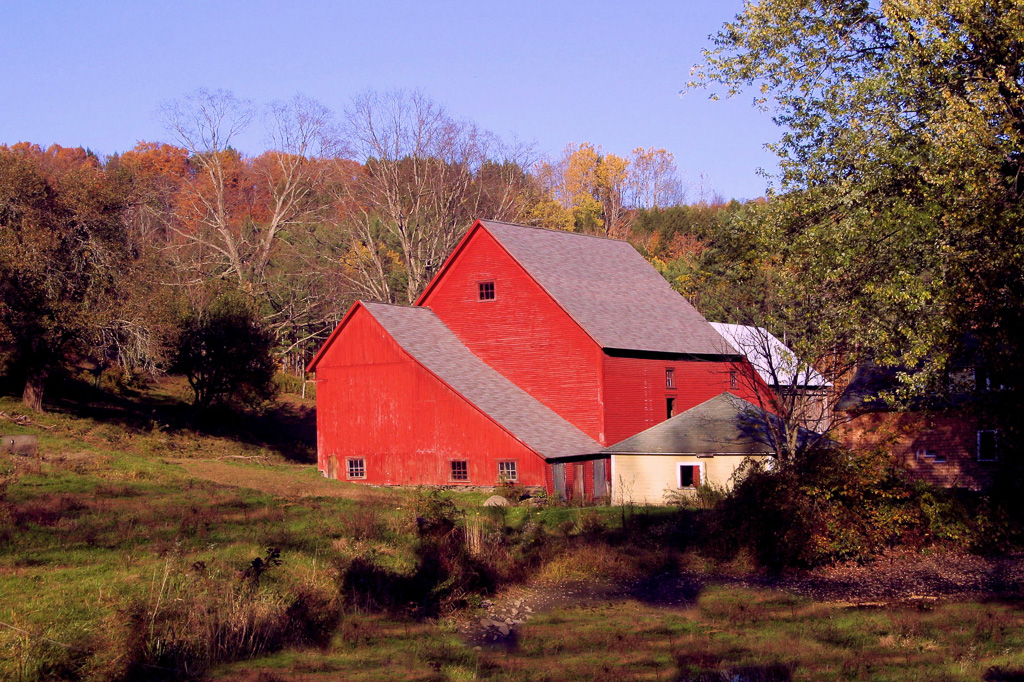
[678,463,702,489]
[916,448,946,464]
[451,459,469,481]
[977,430,999,462]
[498,460,518,483]
[346,457,366,479]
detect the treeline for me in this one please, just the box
[1,88,743,411]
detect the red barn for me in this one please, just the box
[308,219,762,499]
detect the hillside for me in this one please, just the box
[1,381,1023,681]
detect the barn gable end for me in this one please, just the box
[312,302,600,488]
[418,222,607,442]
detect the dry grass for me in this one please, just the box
[534,543,640,583]
[170,459,387,502]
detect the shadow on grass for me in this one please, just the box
[0,374,317,463]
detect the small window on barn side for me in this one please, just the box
[729,368,739,390]
[498,460,518,483]
[346,457,366,479]
[666,397,675,420]
[977,430,998,462]
[665,367,675,389]
[450,460,469,481]
[478,281,495,301]
[678,464,701,489]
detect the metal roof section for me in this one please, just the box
[601,392,781,456]
[710,322,831,388]
[480,220,738,356]
[362,302,603,460]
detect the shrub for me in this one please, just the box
[172,292,278,410]
[665,481,728,509]
[706,447,929,569]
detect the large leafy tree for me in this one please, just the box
[0,144,129,410]
[690,0,1024,404]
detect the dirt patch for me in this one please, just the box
[461,548,1024,650]
[782,547,1024,602]
[170,459,387,502]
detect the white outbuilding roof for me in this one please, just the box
[710,323,831,389]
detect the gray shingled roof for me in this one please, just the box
[363,302,602,460]
[480,221,737,356]
[601,392,780,455]
[710,323,831,388]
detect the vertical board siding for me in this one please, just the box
[421,227,606,443]
[315,306,547,487]
[603,356,763,445]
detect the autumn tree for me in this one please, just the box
[628,147,684,209]
[155,89,348,365]
[539,143,684,237]
[0,144,128,410]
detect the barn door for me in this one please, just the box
[573,463,585,500]
[553,463,566,500]
[593,459,607,499]
[327,456,337,480]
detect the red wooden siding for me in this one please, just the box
[420,226,607,443]
[314,305,548,487]
[603,356,762,445]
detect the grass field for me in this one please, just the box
[1,381,1023,681]
[213,588,1024,681]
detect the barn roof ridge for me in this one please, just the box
[360,302,603,460]
[477,219,630,244]
[709,322,831,388]
[476,220,736,356]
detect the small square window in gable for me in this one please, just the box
[478,281,495,301]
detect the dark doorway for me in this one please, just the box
[594,458,607,498]
[553,463,566,500]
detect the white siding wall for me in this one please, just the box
[610,454,763,505]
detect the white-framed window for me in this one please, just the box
[498,460,518,482]
[977,430,998,462]
[916,449,946,464]
[450,459,469,481]
[665,367,675,389]
[677,462,704,489]
[346,457,366,479]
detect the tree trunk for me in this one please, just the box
[22,369,47,412]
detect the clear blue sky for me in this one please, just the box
[0,0,779,201]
